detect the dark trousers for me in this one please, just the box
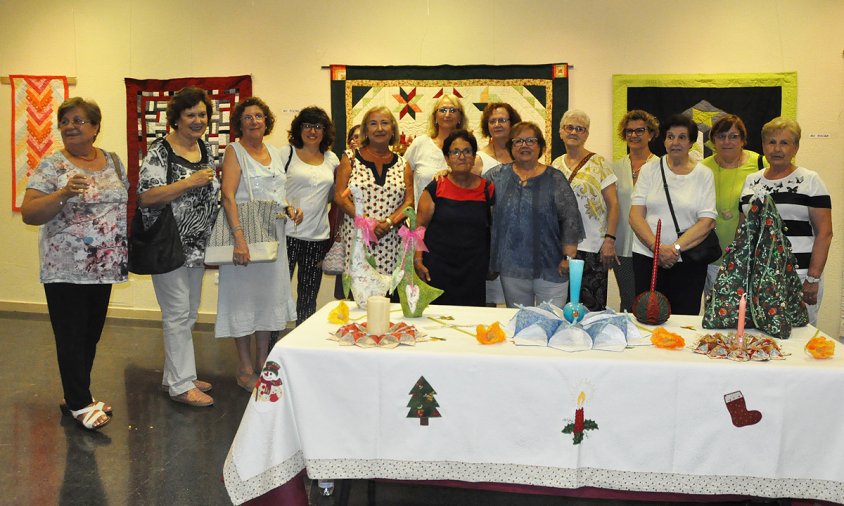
[570,250,608,311]
[632,253,707,315]
[287,237,331,325]
[44,283,112,411]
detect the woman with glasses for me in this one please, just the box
[137,87,219,406]
[474,103,521,307]
[484,121,584,307]
[551,110,619,311]
[612,109,659,311]
[335,106,414,285]
[283,107,340,325]
[22,97,127,430]
[629,114,716,315]
[405,94,468,206]
[701,114,764,292]
[215,97,296,391]
[414,130,492,306]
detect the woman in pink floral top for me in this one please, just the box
[22,97,128,431]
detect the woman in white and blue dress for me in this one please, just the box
[739,117,832,325]
[283,107,340,325]
[215,97,296,392]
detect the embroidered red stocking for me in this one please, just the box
[724,391,762,427]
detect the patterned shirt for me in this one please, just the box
[137,138,220,267]
[27,150,129,284]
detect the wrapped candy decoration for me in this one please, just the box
[633,219,671,324]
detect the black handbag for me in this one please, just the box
[128,157,186,275]
[659,157,722,264]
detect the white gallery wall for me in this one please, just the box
[1,0,842,334]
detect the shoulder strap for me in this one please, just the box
[659,156,682,235]
[757,152,764,170]
[567,152,594,183]
[284,146,294,173]
[108,151,125,182]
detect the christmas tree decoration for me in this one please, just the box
[693,333,786,361]
[703,196,808,339]
[723,390,762,427]
[407,376,441,426]
[632,219,671,324]
[393,207,443,317]
[346,186,391,309]
[805,335,835,359]
[330,321,426,348]
[561,390,598,445]
[563,258,588,323]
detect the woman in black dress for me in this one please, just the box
[414,130,492,306]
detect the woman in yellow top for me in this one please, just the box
[701,114,764,291]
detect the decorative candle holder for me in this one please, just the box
[366,296,390,335]
[563,258,588,323]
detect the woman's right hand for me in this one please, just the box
[657,243,679,269]
[233,235,250,266]
[188,168,216,189]
[414,257,430,282]
[62,174,91,198]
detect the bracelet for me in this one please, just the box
[805,275,821,284]
[385,217,394,227]
[604,233,616,241]
[231,225,244,235]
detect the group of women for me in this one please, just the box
[22,87,832,430]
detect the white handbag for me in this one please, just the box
[204,154,281,266]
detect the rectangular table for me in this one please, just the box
[224,303,844,505]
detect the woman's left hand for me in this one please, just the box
[286,206,303,225]
[802,280,819,305]
[600,239,619,270]
[374,220,392,238]
[558,258,570,277]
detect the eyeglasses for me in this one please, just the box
[448,148,474,158]
[512,137,538,146]
[437,107,459,114]
[714,133,742,142]
[242,113,266,123]
[59,118,92,127]
[489,117,510,125]
[624,127,647,137]
[562,124,587,134]
[302,123,325,131]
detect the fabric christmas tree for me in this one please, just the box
[703,195,807,339]
[406,376,440,426]
[391,207,443,317]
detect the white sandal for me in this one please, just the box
[70,401,111,431]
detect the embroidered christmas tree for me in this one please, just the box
[406,376,440,426]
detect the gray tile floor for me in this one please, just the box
[0,312,795,506]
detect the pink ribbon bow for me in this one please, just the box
[354,216,379,245]
[398,225,428,253]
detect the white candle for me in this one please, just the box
[367,296,390,335]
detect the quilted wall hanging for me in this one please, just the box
[9,75,69,211]
[611,72,797,162]
[330,64,569,161]
[123,75,252,213]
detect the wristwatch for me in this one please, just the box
[673,243,682,254]
[805,275,821,284]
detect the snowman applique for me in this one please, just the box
[254,361,283,404]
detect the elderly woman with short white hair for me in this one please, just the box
[739,117,832,325]
[551,109,619,311]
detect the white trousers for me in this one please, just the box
[152,265,205,396]
[500,276,567,308]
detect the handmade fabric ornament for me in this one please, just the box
[508,305,562,346]
[392,207,443,317]
[650,327,685,349]
[475,322,506,345]
[563,258,588,323]
[703,196,808,339]
[632,219,671,324]
[805,336,835,359]
[346,186,391,309]
[327,301,349,324]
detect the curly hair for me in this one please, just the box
[616,109,659,141]
[57,97,102,140]
[166,86,213,130]
[479,102,522,138]
[288,106,335,153]
[231,97,275,138]
[507,121,546,157]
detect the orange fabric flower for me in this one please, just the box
[650,327,685,349]
[476,322,506,345]
[328,301,350,324]
[805,336,835,359]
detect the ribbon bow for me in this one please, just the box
[398,225,428,253]
[354,216,379,246]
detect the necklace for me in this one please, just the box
[514,164,541,187]
[715,164,741,220]
[364,146,392,162]
[70,149,97,162]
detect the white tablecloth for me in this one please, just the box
[223,303,844,505]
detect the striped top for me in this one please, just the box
[739,166,831,272]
